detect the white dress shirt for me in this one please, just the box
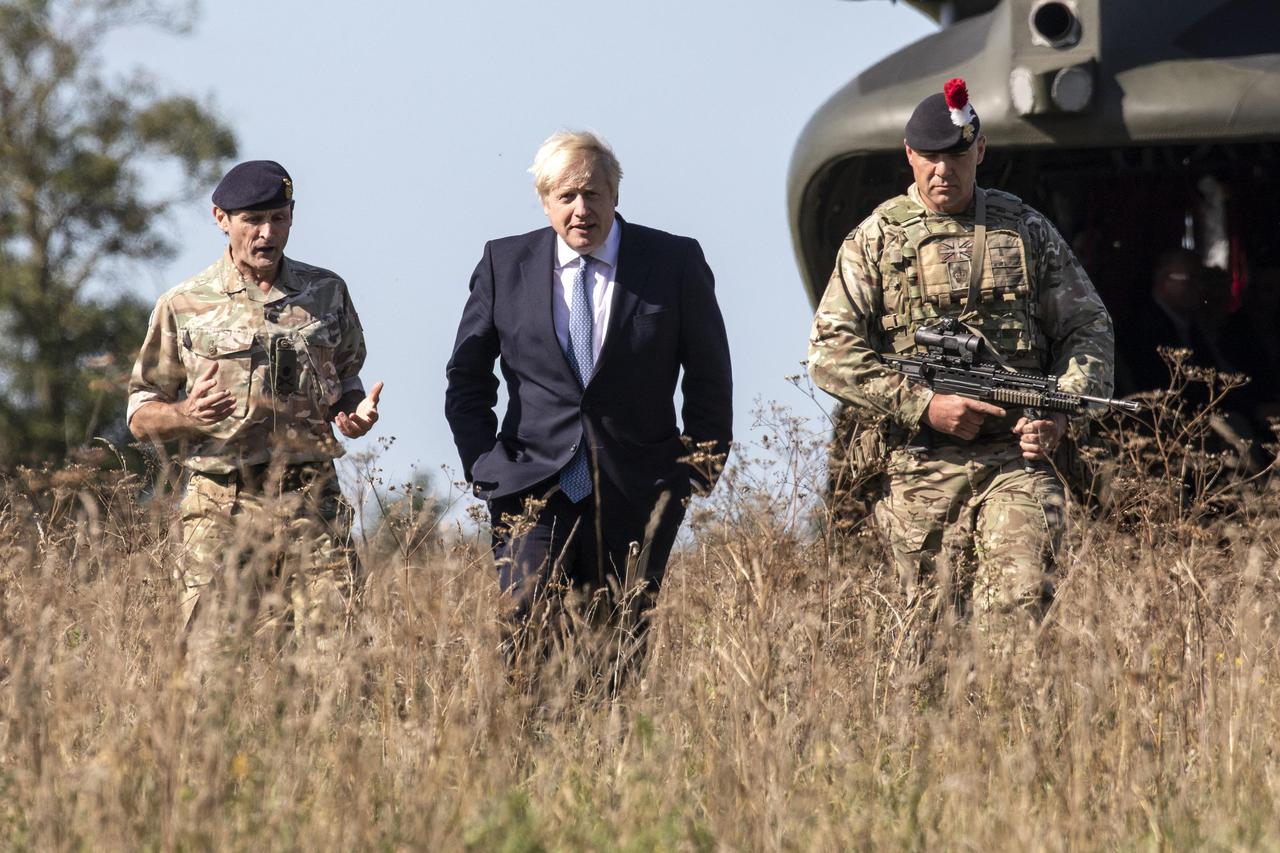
[552,217,620,366]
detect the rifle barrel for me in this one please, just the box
[1080,394,1141,412]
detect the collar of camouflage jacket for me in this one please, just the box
[216,252,302,298]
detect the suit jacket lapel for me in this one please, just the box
[518,228,581,387]
[591,217,646,382]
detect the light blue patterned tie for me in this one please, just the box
[559,255,594,502]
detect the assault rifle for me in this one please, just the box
[881,318,1140,469]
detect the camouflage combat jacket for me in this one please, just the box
[808,184,1114,443]
[128,253,367,474]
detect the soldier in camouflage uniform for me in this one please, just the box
[808,80,1114,638]
[128,160,384,657]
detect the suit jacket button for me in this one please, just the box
[570,443,578,452]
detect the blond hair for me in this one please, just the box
[529,130,622,200]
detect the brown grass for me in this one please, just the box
[1,381,1278,851]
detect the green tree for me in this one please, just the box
[0,0,235,468]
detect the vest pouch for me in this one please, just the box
[180,327,254,419]
[889,301,943,354]
[915,229,1029,306]
[878,243,912,329]
[916,233,975,307]
[976,310,1039,366]
[985,230,1029,296]
[849,421,887,474]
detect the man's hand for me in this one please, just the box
[923,394,1006,440]
[181,362,237,426]
[335,380,383,438]
[1013,412,1067,462]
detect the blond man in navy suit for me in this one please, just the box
[446,131,732,659]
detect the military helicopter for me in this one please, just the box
[789,0,1280,346]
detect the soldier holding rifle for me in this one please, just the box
[808,79,1115,639]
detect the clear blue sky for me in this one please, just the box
[103,1,933,499]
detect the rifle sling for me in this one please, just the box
[962,187,987,317]
[956,188,1014,372]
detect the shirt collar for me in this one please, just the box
[217,252,247,294]
[554,216,621,269]
[217,250,299,297]
[272,258,302,294]
[907,183,980,218]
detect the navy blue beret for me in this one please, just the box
[905,80,981,154]
[211,160,294,211]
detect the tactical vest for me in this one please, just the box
[874,190,1048,372]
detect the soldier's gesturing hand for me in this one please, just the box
[335,380,383,438]
[181,362,237,426]
[923,394,1006,441]
[1013,413,1067,462]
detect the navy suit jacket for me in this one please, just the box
[445,217,733,503]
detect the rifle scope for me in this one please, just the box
[914,326,982,360]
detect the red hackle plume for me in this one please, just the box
[944,78,973,127]
[944,78,969,111]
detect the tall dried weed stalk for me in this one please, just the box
[1,364,1278,850]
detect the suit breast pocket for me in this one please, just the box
[629,309,676,349]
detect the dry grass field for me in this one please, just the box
[1,384,1278,851]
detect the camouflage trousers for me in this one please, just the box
[178,462,359,669]
[874,439,1066,634]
